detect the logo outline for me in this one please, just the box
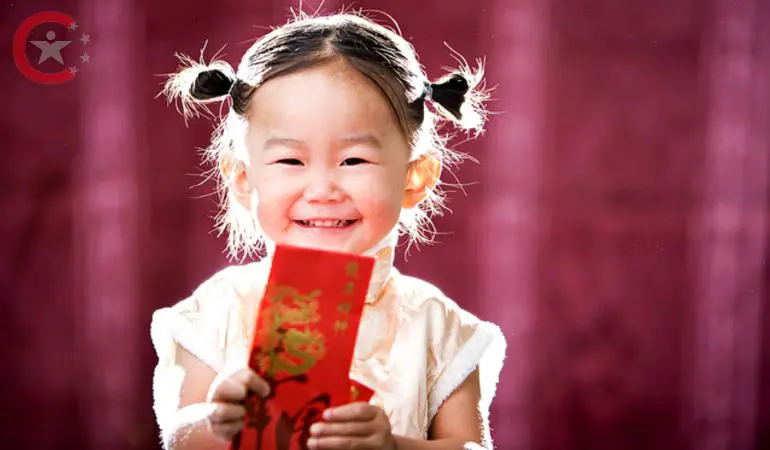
[13,11,85,85]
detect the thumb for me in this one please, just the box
[245,369,271,398]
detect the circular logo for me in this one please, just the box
[13,11,91,85]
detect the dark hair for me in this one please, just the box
[163,12,489,259]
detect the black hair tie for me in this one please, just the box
[190,69,235,101]
[425,74,470,120]
[423,82,434,101]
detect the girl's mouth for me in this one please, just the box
[295,219,357,228]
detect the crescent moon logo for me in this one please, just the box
[13,11,81,85]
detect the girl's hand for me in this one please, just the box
[307,402,396,450]
[205,368,271,441]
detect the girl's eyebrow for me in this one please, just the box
[263,134,383,151]
[263,137,306,150]
[337,133,382,149]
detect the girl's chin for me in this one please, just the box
[280,222,368,253]
[290,240,344,251]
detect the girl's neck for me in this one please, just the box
[261,230,398,305]
[361,230,398,304]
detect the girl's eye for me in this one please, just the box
[275,158,304,166]
[341,157,369,166]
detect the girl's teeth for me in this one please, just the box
[301,220,350,227]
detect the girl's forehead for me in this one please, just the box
[247,61,402,132]
[257,59,374,94]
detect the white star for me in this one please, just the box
[80,33,90,45]
[30,33,71,65]
[69,66,78,75]
[80,53,90,63]
[69,21,78,31]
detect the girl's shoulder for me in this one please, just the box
[150,260,270,370]
[164,260,269,316]
[387,269,505,358]
[390,269,482,324]
[384,270,506,436]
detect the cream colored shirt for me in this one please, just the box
[150,236,506,448]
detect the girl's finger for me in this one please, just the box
[209,402,246,424]
[307,435,374,450]
[242,370,271,398]
[210,377,248,403]
[211,422,244,441]
[322,402,378,422]
[309,420,371,437]
[229,368,270,398]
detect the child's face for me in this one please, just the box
[241,60,412,254]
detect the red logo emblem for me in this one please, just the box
[13,11,91,85]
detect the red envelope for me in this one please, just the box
[349,379,375,403]
[231,244,374,450]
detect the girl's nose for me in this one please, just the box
[302,168,344,203]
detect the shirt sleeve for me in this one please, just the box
[424,297,507,447]
[148,266,255,445]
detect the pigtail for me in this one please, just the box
[425,57,489,135]
[160,49,236,121]
[426,74,468,120]
[191,68,234,100]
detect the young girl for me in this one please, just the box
[151,12,506,450]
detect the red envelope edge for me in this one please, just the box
[349,378,375,403]
[231,244,375,450]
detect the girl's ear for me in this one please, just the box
[402,154,441,209]
[220,155,251,209]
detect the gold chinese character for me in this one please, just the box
[337,301,352,314]
[334,320,349,332]
[274,328,326,374]
[343,280,355,295]
[345,261,359,279]
[267,284,321,325]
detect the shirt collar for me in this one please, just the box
[261,230,397,305]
